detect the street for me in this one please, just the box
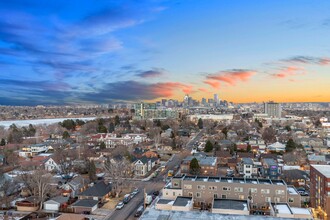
[108,129,205,220]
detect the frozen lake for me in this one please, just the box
[0,117,96,128]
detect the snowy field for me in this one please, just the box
[0,117,96,128]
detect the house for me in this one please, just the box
[18,143,52,157]
[237,158,258,178]
[133,156,159,176]
[227,158,238,170]
[78,181,111,202]
[215,150,232,165]
[143,150,159,158]
[267,142,286,152]
[16,196,40,211]
[44,157,61,172]
[180,155,218,176]
[282,169,310,188]
[308,154,327,165]
[56,213,87,220]
[71,199,98,214]
[236,143,248,151]
[61,175,89,197]
[261,158,280,179]
[236,152,254,160]
[43,196,69,212]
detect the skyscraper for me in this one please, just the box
[214,94,219,106]
[264,101,281,118]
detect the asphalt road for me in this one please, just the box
[108,129,205,220]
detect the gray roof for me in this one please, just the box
[263,158,277,166]
[71,199,98,207]
[173,197,192,207]
[80,181,111,197]
[44,196,69,204]
[183,156,217,166]
[213,199,248,210]
[242,157,254,165]
[157,199,174,204]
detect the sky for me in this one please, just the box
[1,0,330,106]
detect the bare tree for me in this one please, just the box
[149,127,162,148]
[52,148,78,175]
[18,170,57,209]
[104,157,133,197]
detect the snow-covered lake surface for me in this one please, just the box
[0,117,96,128]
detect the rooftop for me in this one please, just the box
[213,199,248,211]
[311,165,330,178]
[71,199,98,207]
[180,175,286,186]
[140,208,299,220]
[173,197,192,207]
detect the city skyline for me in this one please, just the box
[1,0,330,106]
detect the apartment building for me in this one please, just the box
[163,175,301,213]
[264,101,282,118]
[310,164,330,219]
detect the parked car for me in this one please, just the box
[153,191,159,196]
[123,194,131,204]
[134,205,144,217]
[116,202,124,210]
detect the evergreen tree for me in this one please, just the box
[114,115,120,126]
[100,142,106,150]
[204,140,213,152]
[197,118,203,129]
[62,131,70,139]
[286,139,296,152]
[88,160,97,182]
[0,138,6,146]
[189,158,200,175]
[108,122,115,133]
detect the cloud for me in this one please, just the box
[282,56,330,65]
[198,88,210,93]
[271,66,305,79]
[203,80,221,89]
[81,80,193,103]
[204,69,256,88]
[137,68,165,78]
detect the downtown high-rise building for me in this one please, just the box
[264,101,282,118]
[214,94,219,106]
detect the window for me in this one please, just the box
[239,195,244,200]
[173,182,179,187]
[265,197,271,202]
[221,194,227,199]
[184,184,192,189]
[234,187,243,192]
[249,188,257,193]
[173,192,175,196]
[246,165,251,168]
[209,186,217,190]
[197,185,205,190]
[214,194,218,199]
[246,170,251,173]
[274,197,281,203]
[223,187,231,191]
[261,189,270,194]
[288,198,294,203]
[188,192,193,197]
[275,190,285,195]
[196,192,201,198]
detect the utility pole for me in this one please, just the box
[144,187,146,210]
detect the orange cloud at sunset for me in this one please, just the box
[272,66,305,79]
[204,69,256,88]
[151,82,193,97]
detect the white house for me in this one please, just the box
[267,142,286,152]
[133,156,159,176]
[19,143,52,157]
[43,196,69,211]
[44,158,61,172]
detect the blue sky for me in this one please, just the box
[1,0,330,105]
